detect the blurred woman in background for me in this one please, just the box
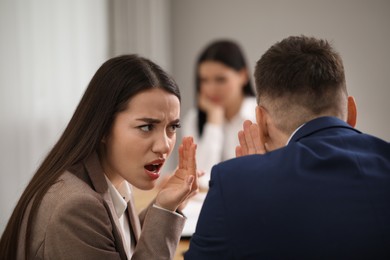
[181,40,256,236]
[183,39,256,189]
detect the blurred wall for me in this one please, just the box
[172,0,390,141]
[0,0,110,234]
[109,0,172,72]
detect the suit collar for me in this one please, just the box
[290,116,361,143]
[104,175,131,218]
[83,152,108,193]
[82,152,140,258]
[127,197,142,243]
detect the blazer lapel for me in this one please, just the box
[102,199,128,259]
[83,152,129,260]
[127,197,142,245]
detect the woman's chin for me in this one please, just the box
[134,181,156,191]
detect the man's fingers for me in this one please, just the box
[243,120,256,154]
[237,120,266,156]
[249,123,266,154]
[237,130,248,155]
[235,146,243,157]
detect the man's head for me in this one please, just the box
[253,35,357,150]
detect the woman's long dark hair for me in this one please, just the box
[195,39,255,136]
[0,55,180,259]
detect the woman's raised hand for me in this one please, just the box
[155,137,198,212]
[198,93,224,125]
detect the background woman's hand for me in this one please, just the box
[155,137,198,212]
[198,93,224,125]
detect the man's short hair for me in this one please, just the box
[254,35,347,133]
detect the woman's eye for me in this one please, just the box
[199,78,207,84]
[168,124,181,133]
[215,77,226,84]
[139,125,154,132]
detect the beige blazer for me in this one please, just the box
[17,153,185,260]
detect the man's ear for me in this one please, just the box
[347,96,357,127]
[256,105,269,138]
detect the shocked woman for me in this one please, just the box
[0,55,198,260]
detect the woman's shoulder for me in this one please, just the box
[25,171,114,259]
[39,171,104,215]
[25,171,106,248]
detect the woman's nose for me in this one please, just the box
[152,132,170,155]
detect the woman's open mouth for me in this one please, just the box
[144,164,161,173]
[144,161,164,180]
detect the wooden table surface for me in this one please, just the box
[132,187,190,260]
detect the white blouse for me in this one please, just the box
[182,97,257,189]
[104,176,133,257]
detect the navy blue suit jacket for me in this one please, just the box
[185,117,390,259]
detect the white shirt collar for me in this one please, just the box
[104,175,132,218]
[286,123,305,145]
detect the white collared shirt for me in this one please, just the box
[286,123,305,145]
[104,176,133,257]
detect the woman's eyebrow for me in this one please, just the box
[136,118,161,124]
[136,118,181,124]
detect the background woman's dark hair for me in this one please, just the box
[195,39,255,136]
[0,54,180,259]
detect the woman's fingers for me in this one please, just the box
[197,170,205,178]
[180,136,196,168]
[188,143,196,171]
[179,137,190,169]
[187,138,198,191]
[184,137,190,169]
[158,136,199,211]
[178,144,184,169]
